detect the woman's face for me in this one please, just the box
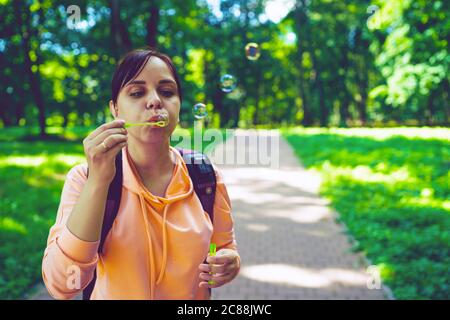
[110,56,181,144]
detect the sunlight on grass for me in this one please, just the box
[399,195,450,211]
[288,127,450,141]
[0,217,28,235]
[317,162,415,184]
[0,156,48,167]
[0,154,85,168]
[52,154,85,166]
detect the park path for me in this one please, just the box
[27,129,391,300]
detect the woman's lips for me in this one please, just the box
[146,114,168,122]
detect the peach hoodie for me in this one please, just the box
[42,146,239,300]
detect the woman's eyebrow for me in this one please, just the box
[126,80,146,86]
[158,79,177,86]
[126,79,176,86]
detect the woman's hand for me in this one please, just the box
[198,249,241,288]
[83,119,128,185]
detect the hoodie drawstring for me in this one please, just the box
[156,205,168,285]
[138,192,169,300]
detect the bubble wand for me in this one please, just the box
[124,121,167,128]
[208,243,217,285]
[125,114,169,128]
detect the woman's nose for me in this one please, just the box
[145,92,162,110]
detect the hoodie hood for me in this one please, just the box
[123,146,193,204]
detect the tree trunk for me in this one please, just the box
[238,0,250,126]
[425,89,436,126]
[442,79,450,125]
[294,1,313,126]
[14,102,25,125]
[310,44,328,126]
[339,96,351,127]
[15,0,46,137]
[356,41,369,125]
[110,0,132,60]
[0,99,14,127]
[357,59,368,125]
[316,76,328,127]
[253,69,262,126]
[339,46,351,127]
[146,0,160,48]
[62,109,70,128]
[0,73,13,127]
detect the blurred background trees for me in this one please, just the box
[0,0,448,137]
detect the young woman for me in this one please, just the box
[42,48,241,300]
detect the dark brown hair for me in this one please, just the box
[111,48,183,106]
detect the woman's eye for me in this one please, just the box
[160,90,175,97]
[130,91,144,97]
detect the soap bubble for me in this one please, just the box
[193,103,207,119]
[220,74,237,93]
[366,4,381,29]
[367,4,379,15]
[245,42,261,61]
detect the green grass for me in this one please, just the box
[0,125,231,299]
[282,127,450,300]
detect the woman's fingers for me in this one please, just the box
[94,133,128,154]
[198,264,210,273]
[198,263,237,274]
[198,271,234,288]
[198,263,229,275]
[199,271,231,282]
[91,127,127,146]
[107,140,128,155]
[85,119,125,142]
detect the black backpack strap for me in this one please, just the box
[176,148,216,223]
[82,152,123,300]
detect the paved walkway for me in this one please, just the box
[28,130,390,300]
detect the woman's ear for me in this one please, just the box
[109,100,119,118]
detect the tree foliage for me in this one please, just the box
[0,0,448,136]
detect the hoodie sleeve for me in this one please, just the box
[210,165,240,266]
[42,164,100,300]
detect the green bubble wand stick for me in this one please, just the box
[124,121,167,128]
[208,243,217,285]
